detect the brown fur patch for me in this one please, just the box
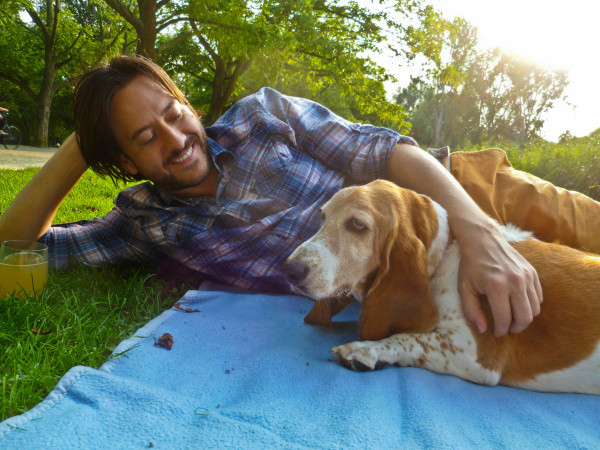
[474,240,600,383]
[359,181,439,340]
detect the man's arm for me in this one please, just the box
[385,143,543,337]
[0,132,88,242]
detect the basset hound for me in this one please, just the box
[285,179,600,394]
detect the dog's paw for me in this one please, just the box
[331,341,390,372]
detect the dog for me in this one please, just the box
[285,179,600,394]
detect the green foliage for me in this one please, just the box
[396,18,569,148]
[2,0,443,139]
[160,0,440,127]
[0,0,127,145]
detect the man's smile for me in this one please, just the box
[172,144,194,164]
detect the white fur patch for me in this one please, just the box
[500,223,533,242]
[512,345,600,394]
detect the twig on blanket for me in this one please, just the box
[154,333,174,350]
[173,302,201,313]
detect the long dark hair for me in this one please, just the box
[73,54,198,184]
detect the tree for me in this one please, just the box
[102,0,191,59]
[0,0,124,146]
[395,18,476,146]
[504,56,569,142]
[396,16,569,146]
[162,0,442,126]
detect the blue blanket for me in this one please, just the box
[1,287,599,449]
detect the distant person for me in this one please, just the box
[0,106,7,135]
[1,55,599,338]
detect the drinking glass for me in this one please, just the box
[0,240,49,299]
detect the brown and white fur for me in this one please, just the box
[286,179,600,394]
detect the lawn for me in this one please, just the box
[0,169,186,422]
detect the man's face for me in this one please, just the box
[109,75,215,197]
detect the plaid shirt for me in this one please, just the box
[41,87,417,293]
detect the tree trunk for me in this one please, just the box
[32,45,56,147]
[137,0,158,59]
[433,102,445,147]
[136,19,158,59]
[204,58,251,125]
[32,83,54,147]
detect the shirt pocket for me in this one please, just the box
[250,140,292,196]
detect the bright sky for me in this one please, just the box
[393,0,600,141]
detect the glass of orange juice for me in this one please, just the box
[0,240,48,299]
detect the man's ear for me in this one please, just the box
[119,154,139,176]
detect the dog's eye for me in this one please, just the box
[346,217,367,232]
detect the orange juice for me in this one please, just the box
[0,252,48,298]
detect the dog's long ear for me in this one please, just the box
[358,190,439,341]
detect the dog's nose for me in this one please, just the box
[281,260,309,285]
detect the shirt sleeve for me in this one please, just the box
[211,87,418,183]
[39,207,165,270]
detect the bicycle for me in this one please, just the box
[1,111,21,150]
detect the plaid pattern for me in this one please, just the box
[41,87,417,293]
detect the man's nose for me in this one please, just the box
[162,122,187,150]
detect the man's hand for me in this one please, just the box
[457,224,543,337]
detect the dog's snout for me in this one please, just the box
[282,260,310,285]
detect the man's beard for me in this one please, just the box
[148,133,213,194]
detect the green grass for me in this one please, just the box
[0,169,186,422]
[0,168,128,223]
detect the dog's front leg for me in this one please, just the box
[332,331,501,386]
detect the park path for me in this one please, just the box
[0,145,57,170]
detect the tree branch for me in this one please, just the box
[157,31,193,53]
[168,63,213,82]
[56,30,83,62]
[49,0,61,47]
[157,16,190,32]
[104,0,142,33]
[0,72,38,101]
[25,6,48,41]
[190,20,219,62]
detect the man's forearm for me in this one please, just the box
[0,132,88,242]
[385,143,496,241]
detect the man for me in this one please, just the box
[1,55,597,337]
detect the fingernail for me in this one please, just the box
[477,321,486,333]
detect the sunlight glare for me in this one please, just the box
[427,0,600,140]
